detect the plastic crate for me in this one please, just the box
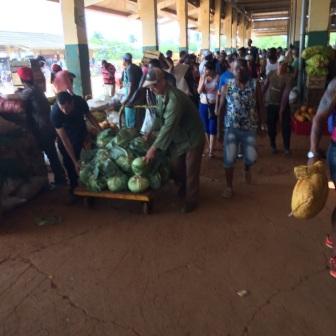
[292,118,329,136]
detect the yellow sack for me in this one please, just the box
[291,161,329,219]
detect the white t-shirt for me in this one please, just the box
[200,77,218,104]
[266,60,278,76]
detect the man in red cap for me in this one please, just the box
[7,66,66,186]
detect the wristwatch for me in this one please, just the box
[307,151,317,159]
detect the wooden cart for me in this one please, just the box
[74,187,153,214]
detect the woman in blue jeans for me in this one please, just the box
[197,61,219,158]
[217,59,263,198]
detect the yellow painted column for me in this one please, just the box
[176,0,188,52]
[200,0,210,50]
[138,0,158,51]
[214,0,222,51]
[223,1,233,51]
[232,8,238,50]
[307,0,331,46]
[60,0,91,97]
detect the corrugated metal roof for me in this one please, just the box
[0,31,64,50]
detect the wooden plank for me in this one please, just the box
[74,187,151,202]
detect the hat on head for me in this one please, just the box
[142,68,165,88]
[17,66,33,82]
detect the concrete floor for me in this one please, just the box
[0,136,336,336]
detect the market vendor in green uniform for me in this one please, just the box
[143,68,205,213]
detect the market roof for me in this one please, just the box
[47,0,336,37]
[0,31,64,51]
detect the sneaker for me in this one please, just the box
[329,257,336,279]
[325,235,333,249]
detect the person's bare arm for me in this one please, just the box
[255,81,264,124]
[310,78,336,157]
[86,112,102,131]
[56,128,80,173]
[262,77,269,96]
[197,74,205,95]
[217,84,228,115]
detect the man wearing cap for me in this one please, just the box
[7,66,66,185]
[121,53,143,128]
[263,56,294,154]
[143,68,205,213]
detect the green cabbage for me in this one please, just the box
[131,157,148,176]
[128,175,150,193]
[129,136,151,157]
[107,174,128,192]
[116,155,133,174]
[96,129,115,147]
[112,128,138,148]
[87,175,106,192]
[306,65,328,76]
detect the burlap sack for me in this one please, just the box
[291,161,329,219]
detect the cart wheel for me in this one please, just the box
[143,202,152,215]
[84,197,95,208]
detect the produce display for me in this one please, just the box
[302,45,334,77]
[294,105,316,122]
[79,128,170,194]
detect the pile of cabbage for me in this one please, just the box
[302,45,334,77]
[79,128,170,193]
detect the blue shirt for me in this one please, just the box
[218,70,234,91]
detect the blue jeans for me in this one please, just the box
[223,128,257,168]
[328,141,336,182]
[199,103,217,135]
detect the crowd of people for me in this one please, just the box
[99,40,300,200]
[1,38,336,278]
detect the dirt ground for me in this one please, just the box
[1,135,336,336]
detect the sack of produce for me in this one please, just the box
[291,161,329,219]
[107,174,128,192]
[128,175,150,193]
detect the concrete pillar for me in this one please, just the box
[307,0,331,46]
[232,8,238,50]
[176,0,188,52]
[237,14,245,48]
[138,0,159,51]
[294,0,303,48]
[223,1,233,51]
[60,0,91,97]
[214,0,222,52]
[200,0,210,50]
[242,16,247,47]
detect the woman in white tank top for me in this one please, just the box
[197,61,219,158]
